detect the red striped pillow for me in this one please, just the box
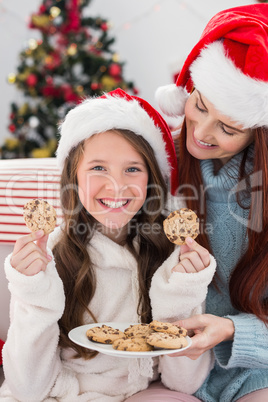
[0,158,62,244]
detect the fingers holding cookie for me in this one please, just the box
[11,198,57,275]
[172,237,210,273]
[11,230,51,276]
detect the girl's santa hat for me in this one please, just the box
[57,88,178,194]
[156,3,268,129]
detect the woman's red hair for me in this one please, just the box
[177,121,268,323]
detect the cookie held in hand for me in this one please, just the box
[163,208,199,245]
[23,199,57,235]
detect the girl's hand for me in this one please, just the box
[10,230,51,276]
[170,314,235,360]
[172,237,210,273]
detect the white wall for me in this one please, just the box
[0,0,254,146]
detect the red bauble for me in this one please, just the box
[41,85,60,98]
[100,22,108,31]
[39,5,46,13]
[60,84,80,102]
[8,124,16,133]
[91,82,99,90]
[108,63,121,78]
[26,73,38,87]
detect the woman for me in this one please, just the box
[126,3,268,402]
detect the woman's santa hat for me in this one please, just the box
[57,88,178,194]
[156,3,268,129]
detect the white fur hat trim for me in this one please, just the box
[57,94,170,176]
[155,84,189,117]
[190,41,268,128]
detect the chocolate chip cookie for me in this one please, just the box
[86,325,124,344]
[23,199,57,235]
[146,332,188,349]
[149,320,187,337]
[163,208,199,245]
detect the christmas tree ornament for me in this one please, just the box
[7,74,16,84]
[1,0,137,159]
[29,116,40,128]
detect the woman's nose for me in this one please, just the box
[194,119,213,141]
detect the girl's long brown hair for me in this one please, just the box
[177,120,268,323]
[53,129,174,358]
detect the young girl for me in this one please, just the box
[136,4,268,402]
[0,89,216,401]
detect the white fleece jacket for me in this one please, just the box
[0,227,216,402]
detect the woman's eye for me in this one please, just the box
[92,166,105,171]
[221,126,234,135]
[195,100,206,113]
[220,124,234,136]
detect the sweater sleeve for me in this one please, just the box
[150,247,216,394]
[2,250,65,402]
[214,313,268,369]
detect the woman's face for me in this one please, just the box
[184,90,254,165]
[77,130,149,239]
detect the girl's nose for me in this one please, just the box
[104,173,126,193]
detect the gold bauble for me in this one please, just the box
[50,6,61,18]
[31,15,51,28]
[28,39,38,50]
[7,73,16,84]
[67,44,77,56]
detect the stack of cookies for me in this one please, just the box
[86,320,188,352]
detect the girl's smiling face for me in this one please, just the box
[184,90,254,165]
[77,130,149,239]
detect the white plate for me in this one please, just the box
[68,322,192,358]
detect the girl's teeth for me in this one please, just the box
[198,139,214,147]
[101,199,128,208]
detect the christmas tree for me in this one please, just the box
[2,0,137,159]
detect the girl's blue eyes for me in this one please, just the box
[194,101,234,136]
[91,166,140,172]
[126,167,140,172]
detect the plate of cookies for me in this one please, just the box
[68,320,192,358]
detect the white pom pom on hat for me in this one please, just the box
[57,88,179,195]
[156,3,268,128]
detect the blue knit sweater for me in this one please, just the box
[194,148,268,402]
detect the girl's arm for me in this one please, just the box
[150,238,216,393]
[2,231,65,401]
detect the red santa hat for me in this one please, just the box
[156,3,268,129]
[57,88,178,194]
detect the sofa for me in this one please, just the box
[0,158,62,341]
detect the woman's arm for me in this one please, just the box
[171,312,268,369]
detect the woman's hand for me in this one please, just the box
[172,237,210,273]
[170,314,235,359]
[10,230,52,276]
